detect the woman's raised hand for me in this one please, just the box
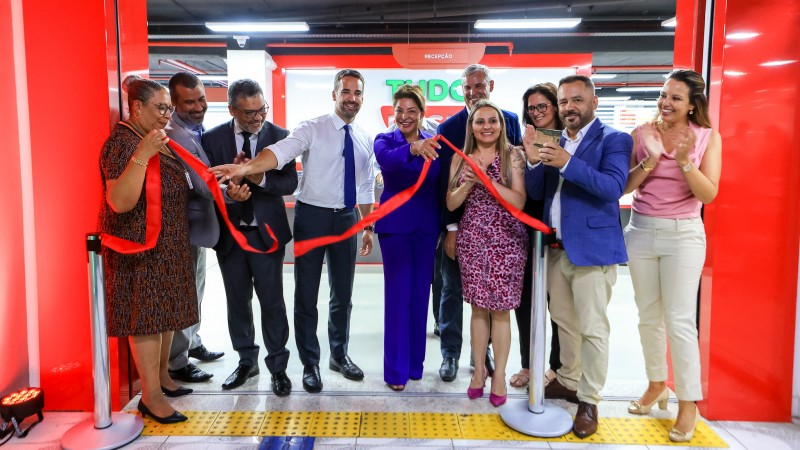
[667,127,697,163]
[411,138,442,162]
[463,155,487,186]
[639,123,665,162]
[136,129,169,161]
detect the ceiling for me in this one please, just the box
[146,0,677,98]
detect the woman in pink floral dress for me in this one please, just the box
[446,100,529,407]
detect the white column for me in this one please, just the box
[226,49,277,121]
[793,242,800,417]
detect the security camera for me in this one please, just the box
[233,36,248,48]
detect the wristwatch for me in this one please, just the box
[363,225,375,232]
[679,162,694,173]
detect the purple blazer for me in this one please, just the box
[374,129,441,235]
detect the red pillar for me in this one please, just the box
[1,0,149,410]
[700,0,800,421]
[673,0,707,72]
[0,0,31,397]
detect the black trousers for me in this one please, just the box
[217,234,290,373]
[292,201,358,365]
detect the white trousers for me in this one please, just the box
[547,248,616,405]
[624,211,705,401]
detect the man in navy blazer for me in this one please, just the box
[524,75,632,438]
[435,64,522,382]
[165,72,224,386]
[202,79,297,397]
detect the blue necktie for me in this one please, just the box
[343,124,356,210]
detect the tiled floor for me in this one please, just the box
[5,258,799,449]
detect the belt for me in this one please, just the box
[549,240,565,250]
[237,225,259,231]
[297,201,353,214]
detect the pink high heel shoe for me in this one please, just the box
[489,392,507,407]
[467,375,486,399]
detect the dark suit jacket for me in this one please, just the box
[436,107,522,228]
[202,119,297,254]
[166,118,219,248]
[373,129,441,235]
[525,118,632,266]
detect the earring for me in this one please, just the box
[135,110,141,118]
[689,110,694,115]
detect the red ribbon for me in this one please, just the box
[101,123,278,254]
[292,134,552,258]
[437,135,553,235]
[100,152,162,254]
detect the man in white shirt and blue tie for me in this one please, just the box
[210,69,376,393]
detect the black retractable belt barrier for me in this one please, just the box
[500,230,573,437]
[61,234,144,450]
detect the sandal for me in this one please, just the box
[387,384,405,392]
[509,369,530,388]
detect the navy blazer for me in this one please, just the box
[202,119,297,254]
[436,107,522,228]
[525,118,632,266]
[166,118,219,248]
[373,129,441,235]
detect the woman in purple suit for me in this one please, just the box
[374,85,443,391]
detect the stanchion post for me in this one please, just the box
[61,234,143,450]
[500,230,573,437]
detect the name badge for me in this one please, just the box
[184,171,194,190]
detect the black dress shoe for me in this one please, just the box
[168,362,213,383]
[137,400,187,424]
[302,364,323,393]
[188,344,224,362]
[221,363,259,390]
[485,347,495,377]
[439,357,458,382]
[329,356,364,381]
[271,371,292,397]
[161,385,193,398]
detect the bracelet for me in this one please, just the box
[363,225,375,232]
[131,156,148,167]
[639,159,655,172]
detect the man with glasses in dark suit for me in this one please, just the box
[202,79,297,397]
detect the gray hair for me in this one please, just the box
[462,64,492,82]
[227,79,263,107]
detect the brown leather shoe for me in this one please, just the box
[573,401,599,439]
[544,378,579,403]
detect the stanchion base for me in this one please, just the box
[61,412,143,450]
[500,399,574,438]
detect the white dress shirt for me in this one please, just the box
[551,117,597,239]
[270,113,375,208]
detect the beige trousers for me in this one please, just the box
[624,212,705,401]
[547,248,616,405]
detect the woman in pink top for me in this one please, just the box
[622,70,721,443]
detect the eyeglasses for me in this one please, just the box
[145,102,175,117]
[234,105,269,119]
[526,103,551,113]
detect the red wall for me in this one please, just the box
[0,0,30,397]
[700,0,800,421]
[10,0,149,410]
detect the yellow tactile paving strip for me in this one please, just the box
[129,410,728,446]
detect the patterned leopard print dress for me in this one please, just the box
[97,124,198,336]
[456,151,529,311]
